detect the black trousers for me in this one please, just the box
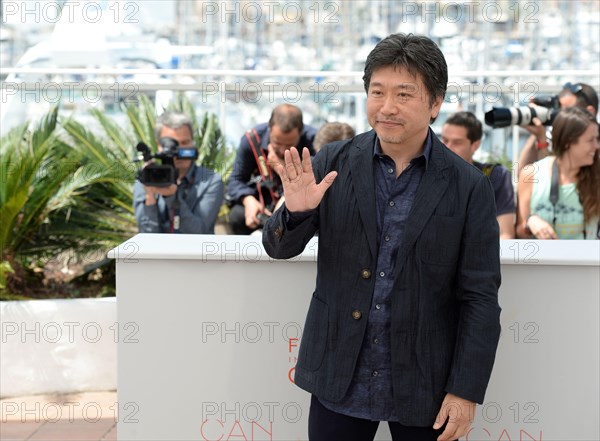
[308,395,454,441]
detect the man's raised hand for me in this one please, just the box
[274,147,337,212]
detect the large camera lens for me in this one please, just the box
[138,165,175,187]
[484,104,557,128]
[532,95,560,109]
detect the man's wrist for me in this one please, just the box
[536,140,549,150]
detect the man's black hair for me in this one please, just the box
[444,111,483,143]
[363,33,448,113]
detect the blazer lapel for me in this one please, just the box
[349,131,378,260]
[395,136,451,274]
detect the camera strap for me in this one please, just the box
[245,129,280,209]
[170,191,181,234]
[549,158,560,229]
[170,166,197,234]
[170,194,181,234]
[549,158,593,239]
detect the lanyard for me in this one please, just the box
[549,158,560,230]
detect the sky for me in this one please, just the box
[1,0,176,31]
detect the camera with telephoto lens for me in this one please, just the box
[135,137,198,187]
[484,95,561,128]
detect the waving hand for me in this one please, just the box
[273,147,337,212]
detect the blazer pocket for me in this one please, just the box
[298,293,329,372]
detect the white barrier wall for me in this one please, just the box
[0,298,117,398]
[109,234,600,441]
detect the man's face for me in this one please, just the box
[559,93,578,109]
[366,65,442,150]
[158,125,194,171]
[267,125,301,174]
[559,91,597,122]
[441,123,480,163]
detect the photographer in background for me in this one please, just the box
[516,82,598,177]
[516,107,599,240]
[442,112,516,239]
[268,121,356,219]
[226,104,317,235]
[133,112,224,234]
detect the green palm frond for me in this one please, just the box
[199,112,236,180]
[0,106,91,279]
[52,117,137,248]
[124,95,157,152]
[2,93,234,294]
[61,118,135,194]
[89,108,135,159]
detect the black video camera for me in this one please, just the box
[135,137,198,187]
[484,95,561,128]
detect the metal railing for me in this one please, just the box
[2,67,599,167]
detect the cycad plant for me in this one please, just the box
[1,93,235,298]
[58,110,139,246]
[0,107,96,292]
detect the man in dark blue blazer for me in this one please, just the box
[263,34,501,441]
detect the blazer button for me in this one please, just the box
[351,310,362,320]
[274,227,283,239]
[361,269,371,279]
